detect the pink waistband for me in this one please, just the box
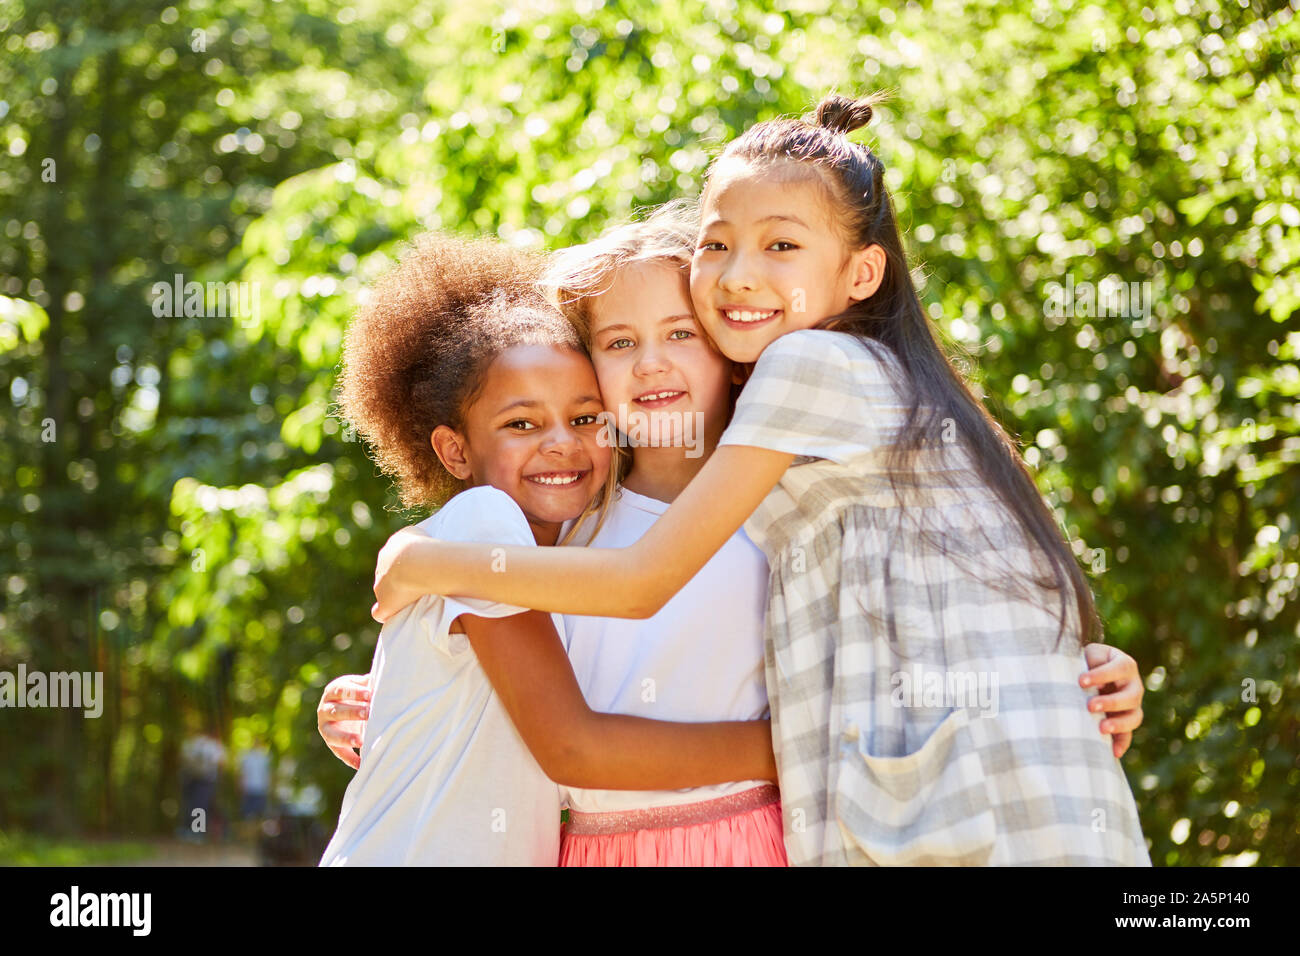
[564,785,781,836]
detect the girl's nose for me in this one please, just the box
[718,251,756,293]
[634,345,671,376]
[539,421,581,454]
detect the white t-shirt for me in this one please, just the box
[320,486,564,866]
[561,486,771,814]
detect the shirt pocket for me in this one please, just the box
[834,707,996,866]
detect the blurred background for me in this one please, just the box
[0,0,1296,865]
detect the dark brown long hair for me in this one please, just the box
[710,93,1100,645]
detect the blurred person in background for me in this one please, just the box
[178,724,226,843]
[238,736,273,832]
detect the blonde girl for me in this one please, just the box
[319,233,776,865]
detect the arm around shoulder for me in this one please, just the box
[377,443,792,621]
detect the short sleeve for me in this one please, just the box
[718,329,901,464]
[414,486,537,657]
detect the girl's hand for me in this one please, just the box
[372,526,435,623]
[1079,643,1145,759]
[318,673,372,770]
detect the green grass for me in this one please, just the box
[0,830,154,866]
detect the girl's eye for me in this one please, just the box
[505,420,536,431]
[608,338,634,350]
[769,240,799,252]
[668,328,693,340]
[572,414,600,426]
[697,240,726,252]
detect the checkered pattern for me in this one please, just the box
[720,329,1150,866]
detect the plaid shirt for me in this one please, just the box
[719,329,1150,866]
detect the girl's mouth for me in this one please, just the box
[524,470,588,487]
[633,389,685,409]
[720,307,782,329]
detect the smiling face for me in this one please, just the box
[587,260,736,452]
[432,343,611,545]
[690,157,884,364]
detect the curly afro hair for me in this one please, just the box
[337,232,586,511]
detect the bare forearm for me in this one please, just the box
[375,447,793,623]
[418,541,670,618]
[548,716,777,791]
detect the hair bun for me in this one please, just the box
[812,93,876,135]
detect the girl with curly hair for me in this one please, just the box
[319,233,776,866]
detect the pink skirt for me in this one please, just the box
[559,784,788,867]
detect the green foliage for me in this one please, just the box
[0,828,153,865]
[1,0,1296,864]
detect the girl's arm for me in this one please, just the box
[373,444,793,621]
[314,642,1146,783]
[458,609,776,789]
